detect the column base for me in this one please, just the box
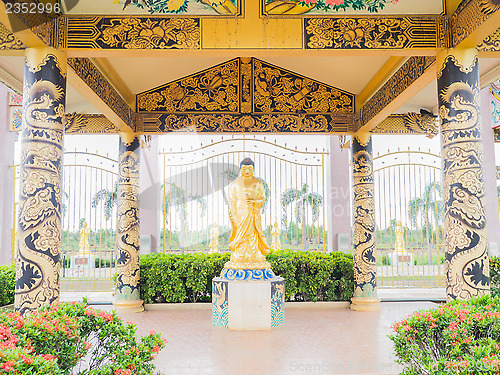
[350,297,381,312]
[113,299,144,313]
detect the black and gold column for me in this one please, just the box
[350,132,380,311]
[113,132,144,313]
[15,47,66,315]
[437,48,490,301]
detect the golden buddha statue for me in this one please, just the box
[209,222,219,253]
[78,221,91,255]
[225,158,271,270]
[394,221,407,254]
[271,221,281,251]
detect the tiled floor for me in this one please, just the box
[117,301,438,375]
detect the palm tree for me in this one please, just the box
[408,181,443,265]
[162,182,207,250]
[281,184,323,251]
[91,182,118,221]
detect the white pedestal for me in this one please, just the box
[70,255,96,277]
[391,252,413,265]
[212,274,284,330]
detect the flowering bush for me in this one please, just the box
[0,301,166,374]
[390,295,500,374]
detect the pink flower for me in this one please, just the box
[448,321,459,331]
[392,0,398,3]
[304,0,317,3]
[326,0,344,5]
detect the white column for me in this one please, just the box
[0,85,16,265]
[140,135,159,254]
[481,87,500,256]
[327,136,352,252]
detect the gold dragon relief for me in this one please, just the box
[444,216,489,300]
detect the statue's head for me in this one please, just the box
[240,158,254,178]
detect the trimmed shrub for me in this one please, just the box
[139,250,354,303]
[0,301,166,374]
[0,264,15,307]
[491,256,499,297]
[390,295,500,374]
[95,258,116,268]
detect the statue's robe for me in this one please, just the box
[227,175,270,269]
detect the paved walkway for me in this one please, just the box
[115,301,437,375]
[60,287,447,305]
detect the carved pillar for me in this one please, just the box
[437,48,490,301]
[15,47,66,315]
[113,132,144,313]
[350,132,380,311]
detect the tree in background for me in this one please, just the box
[162,182,207,250]
[281,183,323,251]
[91,181,118,221]
[408,181,443,265]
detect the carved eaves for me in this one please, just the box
[451,0,500,48]
[372,113,438,137]
[67,57,133,132]
[65,113,120,134]
[357,56,436,132]
[0,22,25,50]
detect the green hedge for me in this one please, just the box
[491,256,499,297]
[0,263,15,306]
[139,250,355,304]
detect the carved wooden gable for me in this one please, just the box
[136,58,355,115]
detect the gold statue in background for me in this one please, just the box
[225,158,271,270]
[209,222,219,253]
[78,221,91,255]
[271,221,281,251]
[394,221,407,254]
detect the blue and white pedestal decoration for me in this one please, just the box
[212,268,285,330]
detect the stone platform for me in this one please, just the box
[212,269,284,330]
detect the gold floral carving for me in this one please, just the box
[305,17,440,50]
[240,60,252,114]
[141,113,352,133]
[67,58,133,130]
[0,23,25,50]
[359,56,436,129]
[252,59,354,114]
[372,112,438,137]
[65,113,120,134]
[62,16,200,50]
[137,59,239,113]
